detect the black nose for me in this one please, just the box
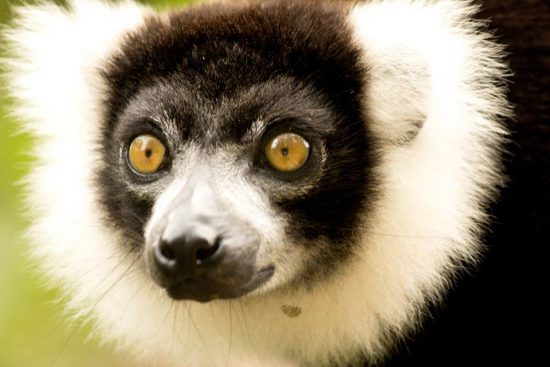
[154,233,221,276]
[146,174,273,302]
[149,224,272,302]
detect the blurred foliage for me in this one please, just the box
[0,1,195,366]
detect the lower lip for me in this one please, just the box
[166,266,275,302]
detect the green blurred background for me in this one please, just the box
[0,1,194,366]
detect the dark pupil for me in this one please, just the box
[145,149,153,158]
[281,147,289,156]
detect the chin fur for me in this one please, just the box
[3,1,510,366]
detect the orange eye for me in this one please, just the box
[128,135,166,175]
[265,133,310,172]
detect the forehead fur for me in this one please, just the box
[102,0,366,125]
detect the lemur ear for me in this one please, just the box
[348,4,432,145]
[363,52,430,145]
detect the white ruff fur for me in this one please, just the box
[4,0,509,366]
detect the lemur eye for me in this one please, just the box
[265,133,310,172]
[128,135,166,175]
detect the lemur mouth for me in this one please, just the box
[165,266,275,302]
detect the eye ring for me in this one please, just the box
[127,134,167,175]
[264,132,310,172]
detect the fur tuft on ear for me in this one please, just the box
[350,0,510,146]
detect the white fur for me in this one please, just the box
[4,0,509,366]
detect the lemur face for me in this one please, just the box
[97,4,376,301]
[5,0,509,365]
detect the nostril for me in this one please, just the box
[155,242,177,271]
[160,243,176,261]
[195,237,221,265]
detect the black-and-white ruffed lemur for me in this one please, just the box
[3,0,547,366]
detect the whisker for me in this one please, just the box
[49,255,139,366]
[297,221,452,240]
[40,248,136,347]
[185,302,216,366]
[119,280,144,315]
[152,299,175,342]
[176,303,186,347]
[171,300,179,353]
[225,300,233,367]
[48,316,85,367]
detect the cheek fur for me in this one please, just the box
[95,167,154,250]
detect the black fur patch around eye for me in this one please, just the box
[97,0,379,279]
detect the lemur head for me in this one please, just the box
[4,0,509,366]
[99,2,376,301]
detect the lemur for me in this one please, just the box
[5,1,546,366]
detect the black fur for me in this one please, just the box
[97,1,377,280]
